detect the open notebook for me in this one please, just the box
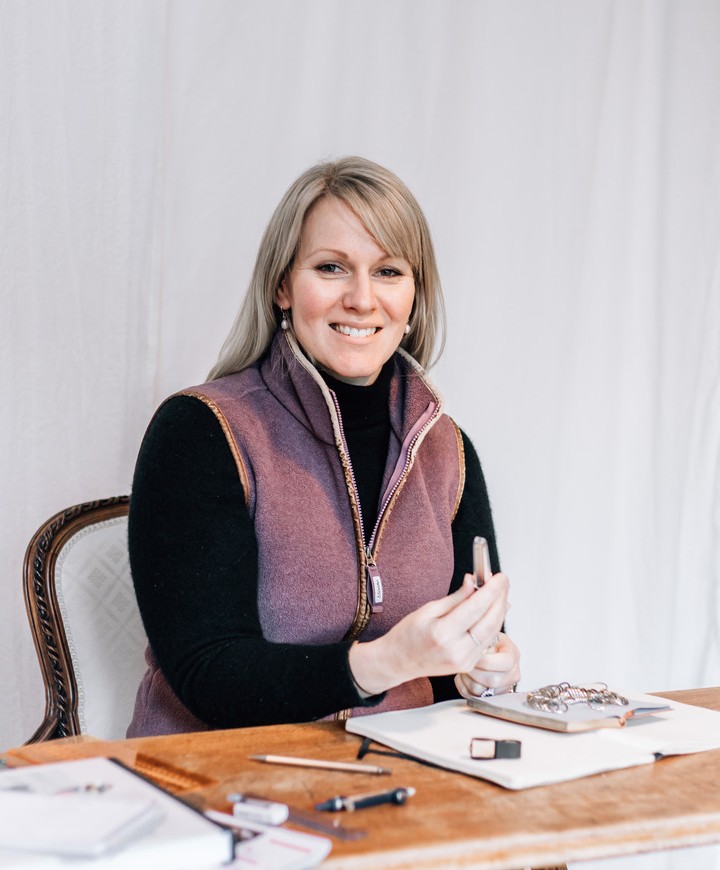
[346,694,720,790]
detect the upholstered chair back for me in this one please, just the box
[24,497,147,742]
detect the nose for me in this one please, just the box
[343,271,376,313]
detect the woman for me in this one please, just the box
[127,156,520,737]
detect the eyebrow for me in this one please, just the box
[303,247,407,262]
[304,248,351,259]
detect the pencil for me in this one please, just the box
[249,754,391,775]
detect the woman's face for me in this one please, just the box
[276,197,416,385]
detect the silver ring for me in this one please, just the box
[466,628,481,646]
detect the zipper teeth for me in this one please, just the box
[331,390,439,558]
[330,392,367,551]
[368,406,438,552]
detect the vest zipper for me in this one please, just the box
[329,393,379,616]
[330,391,439,621]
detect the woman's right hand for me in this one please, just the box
[348,572,509,696]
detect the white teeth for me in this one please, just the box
[333,324,377,337]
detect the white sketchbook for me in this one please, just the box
[0,756,234,868]
[346,695,720,790]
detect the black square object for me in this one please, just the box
[470,738,522,760]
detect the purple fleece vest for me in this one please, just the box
[128,333,464,736]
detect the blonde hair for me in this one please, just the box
[208,156,445,379]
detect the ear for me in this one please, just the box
[275,279,291,309]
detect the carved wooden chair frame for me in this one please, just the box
[23,495,130,743]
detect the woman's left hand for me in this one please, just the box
[454,632,521,699]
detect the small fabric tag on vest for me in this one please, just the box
[367,564,384,613]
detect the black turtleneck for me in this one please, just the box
[320,359,393,543]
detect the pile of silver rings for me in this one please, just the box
[526,682,629,714]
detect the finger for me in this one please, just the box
[468,648,513,675]
[449,612,513,673]
[457,632,521,695]
[467,631,520,671]
[442,573,509,636]
[423,574,476,618]
[456,666,519,698]
[461,635,506,676]
[464,594,508,650]
[459,673,493,696]
[468,634,520,683]
[459,652,521,693]
[471,662,522,692]
[492,632,520,664]
[455,672,479,699]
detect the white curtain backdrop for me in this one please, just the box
[1,1,719,865]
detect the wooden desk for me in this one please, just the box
[6,688,720,869]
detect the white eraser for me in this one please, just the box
[231,797,289,826]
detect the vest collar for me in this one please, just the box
[259,331,443,449]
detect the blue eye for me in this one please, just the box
[378,267,401,278]
[317,263,342,273]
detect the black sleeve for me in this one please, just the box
[430,429,500,704]
[128,395,380,728]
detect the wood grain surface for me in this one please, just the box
[5,687,719,869]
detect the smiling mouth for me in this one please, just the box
[331,324,379,337]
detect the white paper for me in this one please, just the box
[204,810,332,869]
[0,791,161,857]
[346,696,720,790]
[0,758,234,869]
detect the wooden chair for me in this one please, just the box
[23,496,147,742]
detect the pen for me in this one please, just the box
[249,754,391,775]
[316,786,416,812]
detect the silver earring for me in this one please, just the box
[404,322,411,335]
[280,309,290,331]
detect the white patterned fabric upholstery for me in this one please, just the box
[54,516,146,740]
